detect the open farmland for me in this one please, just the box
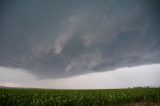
[0,88,160,106]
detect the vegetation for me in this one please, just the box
[0,88,160,106]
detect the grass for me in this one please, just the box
[0,88,160,106]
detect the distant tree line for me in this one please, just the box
[128,86,160,89]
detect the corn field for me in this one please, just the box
[0,88,160,106]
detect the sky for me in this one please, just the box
[0,0,160,89]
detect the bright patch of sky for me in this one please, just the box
[0,64,159,89]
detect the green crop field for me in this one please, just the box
[0,88,160,106]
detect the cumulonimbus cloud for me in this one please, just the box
[0,0,160,79]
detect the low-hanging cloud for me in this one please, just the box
[0,0,160,79]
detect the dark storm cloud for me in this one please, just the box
[0,0,160,78]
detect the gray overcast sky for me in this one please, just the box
[0,0,160,88]
[0,64,160,89]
